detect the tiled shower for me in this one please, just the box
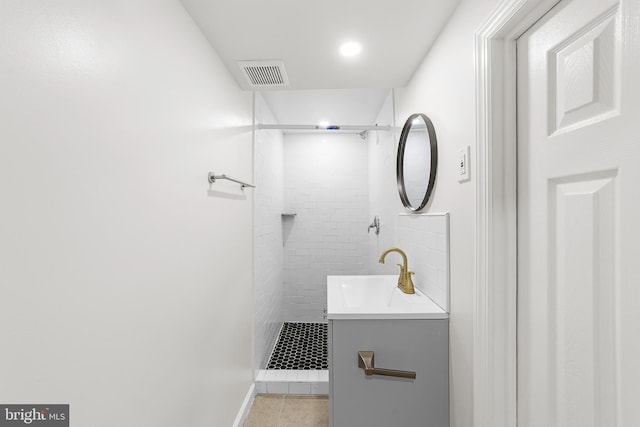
[253,91,399,393]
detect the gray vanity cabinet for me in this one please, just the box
[328,318,449,427]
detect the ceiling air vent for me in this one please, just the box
[238,60,289,87]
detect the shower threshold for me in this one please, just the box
[256,322,329,395]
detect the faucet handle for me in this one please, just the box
[368,216,380,235]
[396,263,406,273]
[403,271,416,294]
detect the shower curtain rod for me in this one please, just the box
[256,124,391,131]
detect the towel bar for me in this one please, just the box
[208,172,255,189]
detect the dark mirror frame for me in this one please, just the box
[396,113,438,212]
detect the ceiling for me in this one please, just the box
[180,0,461,91]
[180,0,461,125]
[260,88,391,127]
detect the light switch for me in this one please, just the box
[458,145,470,182]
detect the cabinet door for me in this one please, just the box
[329,319,449,427]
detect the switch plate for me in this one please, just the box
[457,145,470,182]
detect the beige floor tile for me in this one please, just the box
[278,395,329,427]
[244,394,329,427]
[243,394,284,427]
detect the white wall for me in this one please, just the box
[283,133,370,321]
[0,1,254,426]
[393,0,503,425]
[253,93,285,372]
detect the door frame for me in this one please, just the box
[473,0,560,426]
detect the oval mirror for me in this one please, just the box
[396,113,438,212]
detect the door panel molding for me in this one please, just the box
[550,171,618,426]
[548,5,621,135]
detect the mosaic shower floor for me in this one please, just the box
[266,322,328,370]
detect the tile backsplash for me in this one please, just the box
[397,213,450,312]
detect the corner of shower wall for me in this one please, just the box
[254,93,285,373]
[367,90,400,274]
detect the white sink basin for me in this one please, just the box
[327,275,447,320]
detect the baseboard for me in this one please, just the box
[231,382,256,427]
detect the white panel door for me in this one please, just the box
[517,0,640,426]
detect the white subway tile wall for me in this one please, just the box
[253,94,285,371]
[397,213,450,311]
[283,134,370,321]
[367,92,401,275]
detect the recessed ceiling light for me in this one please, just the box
[318,120,330,128]
[339,41,362,57]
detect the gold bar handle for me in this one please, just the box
[357,351,416,379]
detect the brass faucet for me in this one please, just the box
[378,247,415,294]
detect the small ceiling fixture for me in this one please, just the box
[318,120,330,128]
[339,41,362,57]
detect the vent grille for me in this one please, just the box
[238,60,289,87]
